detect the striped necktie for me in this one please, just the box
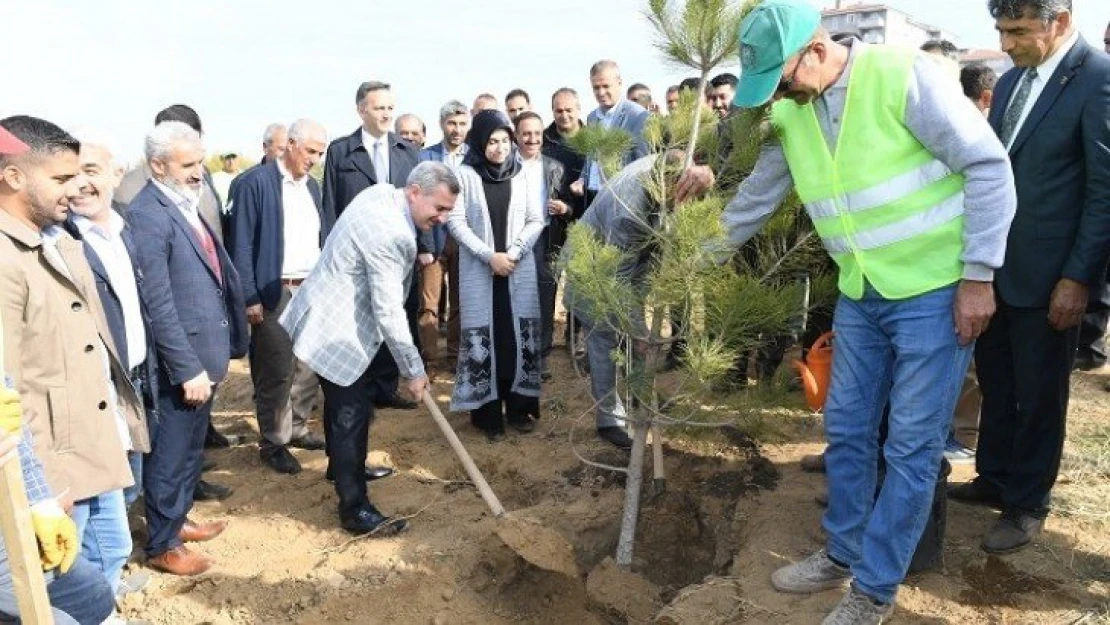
[999,68,1038,147]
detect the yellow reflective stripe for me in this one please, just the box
[821,192,964,255]
[807,159,955,219]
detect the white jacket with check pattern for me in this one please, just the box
[280,184,425,386]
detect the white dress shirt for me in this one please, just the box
[587,99,621,191]
[40,226,132,451]
[1004,29,1079,150]
[443,147,465,171]
[73,212,147,371]
[276,159,322,279]
[521,156,549,225]
[362,128,391,183]
[152,179,204,230]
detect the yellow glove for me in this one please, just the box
[31,505,79,573]
[0,386,21,436]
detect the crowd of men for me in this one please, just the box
[0,0,1107,623]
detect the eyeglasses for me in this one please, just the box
[776,46,811,96]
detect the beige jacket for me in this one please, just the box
[0,210,142,506]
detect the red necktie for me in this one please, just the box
[193,222,222,284]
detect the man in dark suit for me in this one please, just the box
[418,100,470,365]
[321,80,423,410]
[515,112,572,379]
[951,0,1110,554]
[227,120,333,475]
[127,121,248,576]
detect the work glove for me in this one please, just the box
[31,503,79,573]
[0,385,21,436]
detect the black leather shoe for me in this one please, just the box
[485,429,506,443]
[201,456,217,472]
[204,426,231,449]
[375,392,418,410]
[982,509,1044,554]
[341,505,408,536]
[326,465,395,482]
[508,417,536,434]
[260,446,302,475]
[193,479,233,501]
[598,426,633,449]
[289,432,326,451]
[948,479,1004,510]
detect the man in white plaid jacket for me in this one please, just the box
[280,161,460,535]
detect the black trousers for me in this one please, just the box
[320,368,380,518]
[471,377,540,434]
[1078,275,1110,364]
[144,378,213,556]
[974,301,1078,515]
[370,273,422,400]
[535,228,558,356]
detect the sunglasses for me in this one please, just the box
[776,46,811,96]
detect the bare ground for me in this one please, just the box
[119,346,1110,624]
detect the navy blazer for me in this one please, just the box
[418,142,469,256]
[125,181,249,386]
[225,161,332,310]
[62,216,161,411]
[989,37,1110,308]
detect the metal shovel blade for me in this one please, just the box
[422,394,579,578]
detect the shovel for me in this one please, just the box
[421,394,579,578]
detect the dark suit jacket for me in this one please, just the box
[225,161,332,310]
[321,129,426,251]
[991,37,1110,308]
[538,155,577,253]
[125,181,249,386]
[62,216,161,409]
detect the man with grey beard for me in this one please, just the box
[126,121,248,576]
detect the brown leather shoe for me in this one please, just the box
[179,518,228,543]
[147,546,211,576]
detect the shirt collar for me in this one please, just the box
[598,98,623,118]
[74,211,124,239]
[362,128,388,151]
[275,157,307,187]
[40,224,64,245]
[1033,29,1079,80]
[152,179,197,212]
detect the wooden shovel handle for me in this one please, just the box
[422,393,506,518]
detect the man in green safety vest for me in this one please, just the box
[720,1,1017,623]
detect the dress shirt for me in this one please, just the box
[587,100,621,191]
[522,156,549,225]
[443,147,466,171]
[40,226,132,451]
[152,179,203,230]
[1003,29,1079,150]
[73,212,147,370]
[362,128,390,182]
[276,159,321,279]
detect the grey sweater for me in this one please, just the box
[722,40,1017,283]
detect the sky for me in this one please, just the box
[2,0,1107,165]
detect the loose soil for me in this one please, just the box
[120,341,1110,624]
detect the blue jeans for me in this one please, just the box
[580,320,628,429]
[124,451,143,508]
[0,542,113,625]
[823,284,972,603]
[70,489,131,596]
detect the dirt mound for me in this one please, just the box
[120,353,1110,624]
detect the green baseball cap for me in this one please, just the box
[734,0,822,108]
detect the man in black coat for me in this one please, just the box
[321,80,423,410]
[951,0,1110,554]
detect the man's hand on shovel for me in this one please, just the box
[405,375,429,403]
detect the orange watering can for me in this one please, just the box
[793,331,834,411]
